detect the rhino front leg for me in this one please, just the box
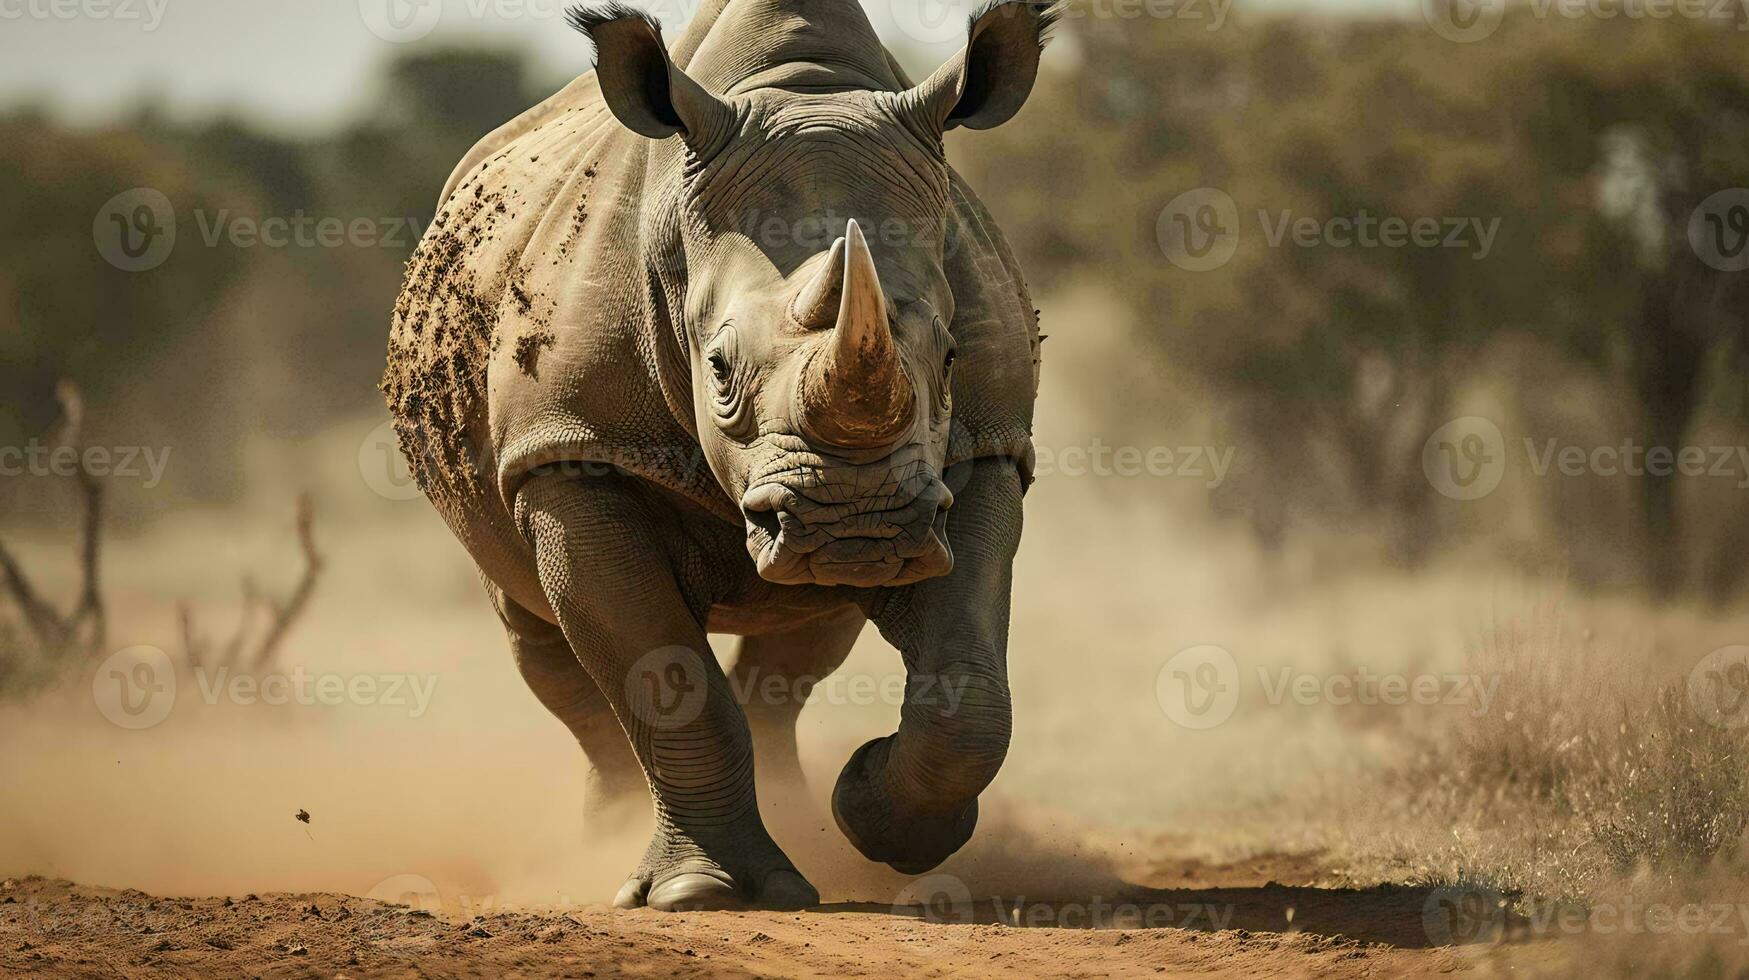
[731,605,865,797]
[517,472,817,911]
[486,583,647,829]
[834,457,1023,874]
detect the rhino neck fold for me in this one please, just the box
[678,0,902,95]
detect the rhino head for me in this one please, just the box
[570,0,1051,588]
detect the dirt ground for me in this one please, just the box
[2,853,1516,979]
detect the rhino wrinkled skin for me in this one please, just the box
[383,0,1052,910]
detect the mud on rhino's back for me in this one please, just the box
[380,73,708,616]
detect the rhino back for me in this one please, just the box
[382,76,711,618]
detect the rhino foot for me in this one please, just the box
[831,737,979,874]
[612,828,818,912]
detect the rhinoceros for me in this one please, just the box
[382,0,1052,910]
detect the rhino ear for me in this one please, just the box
[904,0,1058,133]
[565,4,730,142]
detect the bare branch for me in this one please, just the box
[181,495,323,675]
[179,602,203,670]
[0,380,105,661]
[0,541,67,652]
[219,578,258,670]
[252,495,322,670]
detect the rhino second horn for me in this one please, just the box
[799,219,916,449]
[790,236,845,331]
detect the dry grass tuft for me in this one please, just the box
[1322,596,1749,973]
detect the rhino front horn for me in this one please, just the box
[797,220,916,450]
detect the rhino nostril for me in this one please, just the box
[933,483,954,513]
[744,505,783,542]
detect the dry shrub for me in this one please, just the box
[1579,687,1748,875]
[1339,600,1749,901]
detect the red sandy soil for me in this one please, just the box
[0,855,1505,979]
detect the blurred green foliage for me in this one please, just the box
[0,48,539,507]
[958,8,1749,599]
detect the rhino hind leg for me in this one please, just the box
[488,583,647,829]
[730,606,865,834]
[516,472,817,912]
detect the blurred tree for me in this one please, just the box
[1509,22,1749,597]
[0,46,548,507]
[956,7,1749,601]
[0,112,254,503]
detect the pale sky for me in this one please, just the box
[0,0,1413,135]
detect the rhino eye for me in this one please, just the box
[704,325,754,438]
[705,324,739,392]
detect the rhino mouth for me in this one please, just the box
[740,468,954,587]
